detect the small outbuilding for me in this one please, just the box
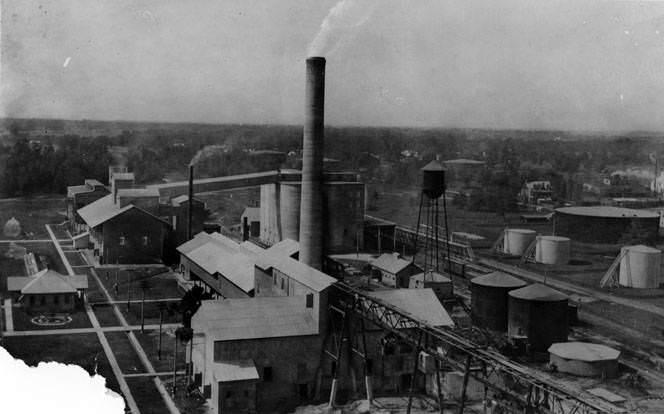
[7,269,88,312]
[370,253,422,288]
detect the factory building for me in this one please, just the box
[66,179,110,231]
[77,192,170,265]
[554,206,660,244]
[177,232,262,299]
[370,253,423,288]
[7,269,88,312]
[166,195,207,246]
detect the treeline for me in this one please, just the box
[1,136,112,196]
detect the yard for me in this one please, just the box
[0,333,122,397]
[125,377,172,414]
[0,197,67,240]
[134,329,188,373]
[104,331,147,375]
[11,305,91,331]
[95,267,182,302]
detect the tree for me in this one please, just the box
[173,326,194,395]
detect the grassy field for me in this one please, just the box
[104,331,147,374]
[125,377,172,414]
[0,197,66,239]
[95,268,182,301]
[134,329,187,373]
[11,306,91,331]
[90,303,121,326]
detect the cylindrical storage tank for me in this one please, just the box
[548,342,620,378]
[260,184,280,244]
[535,236,571,265]
[470,272,527,332]
[619,245,662,288]
[508,284,569,352]
[421,159,446,199]
[279,183,301,241]
[504,229,536,256]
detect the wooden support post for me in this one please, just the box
[328,309,348,408]
[435,358,444,414]
[458,355,472,414]
[360,318,373,403]
[406,332,424,414]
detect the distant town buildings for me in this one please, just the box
[519,180,553,204]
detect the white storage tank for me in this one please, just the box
[535,236,571,265]
[504,228,536,256]
[619,245,662,288]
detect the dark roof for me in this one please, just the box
[421,159,446,172]
[256,251,336,292]
[508,283,568,302]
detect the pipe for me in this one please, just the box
[299,57,326,270]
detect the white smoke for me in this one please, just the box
[307,0,378,57]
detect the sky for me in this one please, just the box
[3,0,664,131]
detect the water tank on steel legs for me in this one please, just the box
[508,283,568,352]
[535,236,571,265]
[504,229,536,256]
[470,272,526,332]
[619,245,662,288]
[421,159,446,199]
[279,183,301,242]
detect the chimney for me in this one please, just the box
[299,57,326,270]
[188,163,194,240]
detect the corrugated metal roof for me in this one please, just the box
[470,272,526,288]
[370,253,420,275]
[266,238,299,258]
[368,289,454,327]
[192,296,318,341]
[240,241,265,255]
[7,269,88,294]
[112,172,135,180]
[212,360,260,383]
[555,206,659,218]
[256,252,336,292]
[509,283,568,302]
[178,232,259,293]
[67,185,91,197]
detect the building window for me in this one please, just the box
[280,278,285,290]
[142,236,148,246]
[263,366,273,382]
[64,295,70,304]
[29,296,35,306]
[203,384,211,399]
[54,295,59,304]
[40,296,46,305]
[225,390,232,399]
[273,274,276,285]
[243,390,249,398]
[306,294,314,308]
[119,236,126,246]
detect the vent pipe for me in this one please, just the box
[299,57,326,270]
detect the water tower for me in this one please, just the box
[413,158,452,275]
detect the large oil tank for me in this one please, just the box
[279,183,301,241]
[619,245,662,288]
[504,228,536,256]
[535,236,571,265]
[508,283,568,352]
[470,272,527,332]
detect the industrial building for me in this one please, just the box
[554,206,660,244]
[519,180,553,204]
[66,179,110,232]
[241,207,261,239]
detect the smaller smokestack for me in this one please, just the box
[188,164,194,240]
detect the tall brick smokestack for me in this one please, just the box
[299,57,326,270]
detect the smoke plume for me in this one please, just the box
[307,0,377,57]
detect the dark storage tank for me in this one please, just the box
[508,283,569,352]
[421,159,446,199]
[470,272,526,332]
